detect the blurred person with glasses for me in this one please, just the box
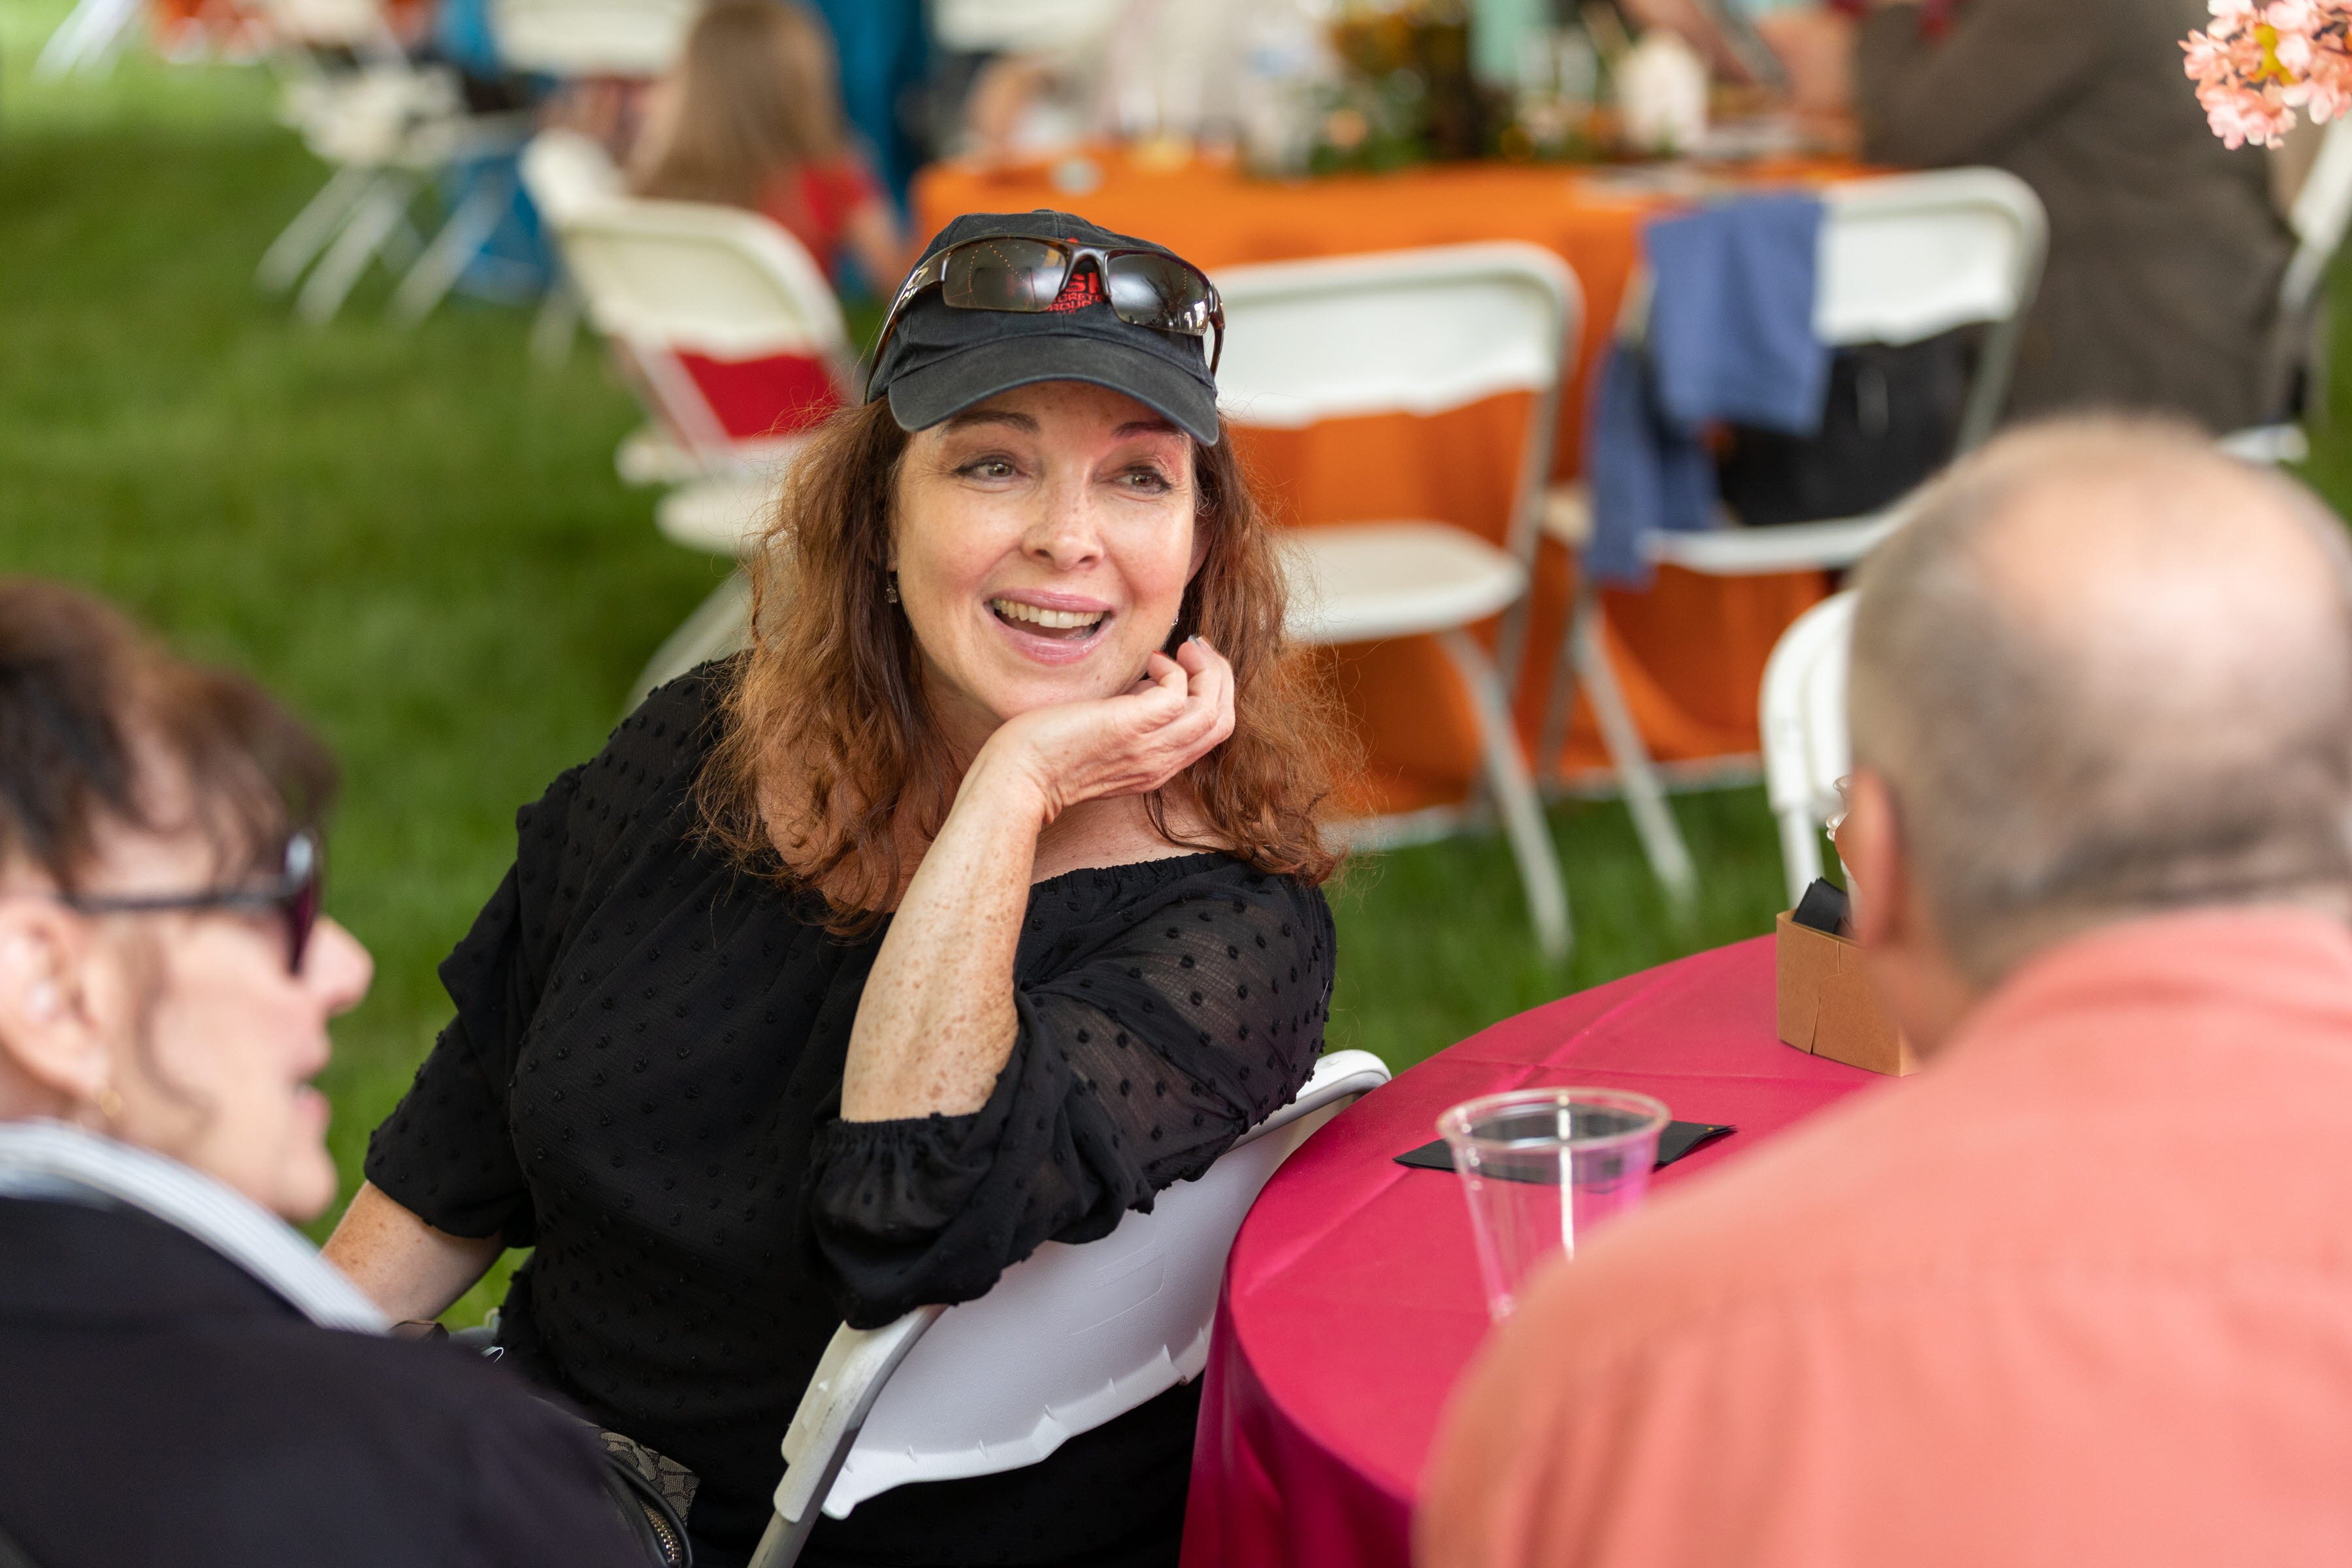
[0,580,647,1568]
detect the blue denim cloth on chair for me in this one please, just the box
[1586,192,1830,585]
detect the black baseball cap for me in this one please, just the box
[865,210,1222,446]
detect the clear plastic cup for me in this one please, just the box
[1437,1086,1671,1321]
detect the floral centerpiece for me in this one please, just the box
[2184,1,2352,147]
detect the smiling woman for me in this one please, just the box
[323,214,1351,1568]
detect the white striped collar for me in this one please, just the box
[0,1120,387,1334]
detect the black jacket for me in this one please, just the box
[0,1195,644,1568]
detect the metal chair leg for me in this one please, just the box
[529,272,584,367]
[1538,576,1589,790]
[627,570,753,714]
[1568,583,1697,911]
[34,0,144,77]
[296,172,413,324]
[1438,629,1571,962]
[257,165,375,294]
[390,168,515,324]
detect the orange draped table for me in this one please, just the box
[913,153,1835,814]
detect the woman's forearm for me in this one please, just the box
[840,747,1048,1122]
[323,1180,504,1323]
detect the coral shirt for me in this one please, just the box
[1418,907,2352,1568]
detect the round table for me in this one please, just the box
[1179,936,1882,1568]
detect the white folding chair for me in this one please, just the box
[1213,244,1582,960]
[252,0,532,325]
[747,1048,1394,1568]
[1542,168,2046,905]
[491,0,699,78]
[2223,116,2352,465]
[34,0,149,77]
[1759,589,1855,907]
[516,128,623,368]
[534,174,855,702]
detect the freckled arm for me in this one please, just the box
[840,746,1044,1121]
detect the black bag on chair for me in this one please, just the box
[1716,328,1976,527]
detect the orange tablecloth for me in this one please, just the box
[913,153,1834,814]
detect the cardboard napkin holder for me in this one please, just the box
[1774,911,1918,1076]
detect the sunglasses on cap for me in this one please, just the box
[64,830,323,977]
[875,235,1225,374]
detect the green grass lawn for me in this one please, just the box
[7,12,2344,1324]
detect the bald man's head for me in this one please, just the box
[1848,416,2352,987]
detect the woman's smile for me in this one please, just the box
[987,589,1116,662]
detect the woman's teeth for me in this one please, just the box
[992,598,1105,632]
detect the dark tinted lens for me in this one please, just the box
[941,238,1073,311]
[282,834,319,975]
[1103,254,1214,335]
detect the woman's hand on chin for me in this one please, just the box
[975,636,1236,825]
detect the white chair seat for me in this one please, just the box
[1647,513,1905,576]
[657,471,779,555]
[2218,423,2309,466]
[1539,482,1901,577]
[1284,522,1527,645]
[615,424,698,487]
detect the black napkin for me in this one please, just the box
[1394,1120,1735,1179]
[1791,877,1852,937]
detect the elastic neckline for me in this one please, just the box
[1028,849,1239,897]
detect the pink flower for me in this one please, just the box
[2182,0,2352,144]
[2200,80,2296,146]
[2205,0,2261,39]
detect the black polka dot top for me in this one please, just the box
[362,663,1335,1568]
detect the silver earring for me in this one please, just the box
[884,574,900,604]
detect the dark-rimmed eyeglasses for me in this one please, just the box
[874,235,1225,375]
[63,830,321,977]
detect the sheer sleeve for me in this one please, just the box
[361,781,576,1245]
[803,862,1337,1328]
[362,672,721,1243]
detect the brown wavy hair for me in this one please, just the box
[696,398,1349,930]
[627,0,846,212]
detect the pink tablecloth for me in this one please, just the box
[1181,936,1886,1568]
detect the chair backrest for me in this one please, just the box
[770,1048,1392,1543]
[2281,116,2352,318]
[545,193,853,458]
[1759,589,1857,906]
[491,0,698,76]
[1211,243,1583,561]
[1814,168,2047,453]
[519,129,622,227]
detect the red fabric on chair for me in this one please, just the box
[676,351,843,442]
[1180,938,1881,1568]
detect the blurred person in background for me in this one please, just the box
[1849,0,2289,431]
[938,0,1267,165]
[325,212,1347,1568]
[0,581,643,1568]
[1620,0,1858,122]
[630,0,911,295]
[1417,417,2352,1567]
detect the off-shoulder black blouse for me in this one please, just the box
[363,665,1335,1568]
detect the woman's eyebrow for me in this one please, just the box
[1115,418,1181,439]
[943,409,1038,434]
